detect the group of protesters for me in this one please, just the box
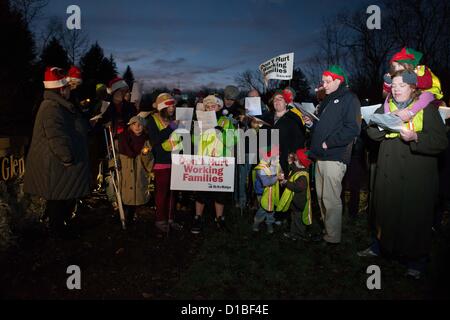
[23,47,450,280]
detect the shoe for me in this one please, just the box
[357,247,378,257]
[155,221,169,233]
[168,220,183,231]
[191,215,202,234]
[274,221,283,226]
[283,232,297,241]
[405,269,422,280]
[309,234,323,243]
[215,216,227,231]
[252,221,261,232]
[266,224,274,234]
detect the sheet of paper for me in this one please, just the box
[245,97,262,116]
[361,104,382,122]
[369,113,404,132]
[90,101,110,121]
[130,81,142,105]
[196,111,218,131]
[176,107,194,130]
[439,107,450,123]
[293,102,319,121]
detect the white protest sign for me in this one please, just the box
[245,97,262,116]
[259,53,294,82]
[196,111,218,131]
[170,154,235,192]
[176,107,194,130]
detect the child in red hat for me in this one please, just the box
[278,149,321,242]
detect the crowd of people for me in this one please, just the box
[23,47,450,280]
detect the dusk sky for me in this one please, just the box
[41,0,373,91]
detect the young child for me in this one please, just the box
[252,146,282,234]
[118,116,154,224]
[383,47,445,122]
[278,149,320,242]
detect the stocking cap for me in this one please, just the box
[107,77,129,94]
[67,66,82,84]
[390,47,423,68]
[282,87,296,104]
[295,148,312,169]
[259,144,280,161]
[153,93,176,111]
[43,67,68,89]
[224,85,239,100]
[323,65,348,84]
[203,95,224,110]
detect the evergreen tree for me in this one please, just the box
[0,0,36,135]
[122,65,135,88]
[40,37,70,71]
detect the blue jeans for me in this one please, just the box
[234,163,251,207]
[255,206,275,225]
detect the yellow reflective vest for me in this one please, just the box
[152,114,182,152]
[276,170,312,225]
[252,160,280,212]
[385,99,424,139]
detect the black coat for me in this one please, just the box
[367,104,448,259]
[260,110,306,174]
[24,90,91,200]
[309,86,361,165]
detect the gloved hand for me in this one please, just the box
[169,120,179,130]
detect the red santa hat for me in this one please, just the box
[43,67,68,89]
[107,77,129,94]
[67,66,82,84]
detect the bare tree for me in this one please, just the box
[10,0,49,25]
[61,29,90,65]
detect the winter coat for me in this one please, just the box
[309,85,361,165]
[367,103,448,259]
[259,110,306,174]
[118,140,154,206]
[24,90,91,200]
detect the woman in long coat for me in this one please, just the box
[360,70,447,279]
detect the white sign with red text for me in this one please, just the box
[170,154,235,192]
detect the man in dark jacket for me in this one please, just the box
[304,65,361,244]
[24,67,90,238]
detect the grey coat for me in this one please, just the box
[24,90,91,200]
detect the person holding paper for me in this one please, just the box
[303,65,361,245]
[191,95,236,234]
[257,90,306,177]
[359,70,448,280]
[147,93,183,233]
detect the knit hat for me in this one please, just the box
[391,70,418,86]
[271,89,286,102]
[295,148,312,169]
[153,93,176,111]
[107,77,129,94]
[127,116,146,126]
[203,95,224,109]
[282,87,296,104]
[323,65,348,84]
[67,66,82,84]
[43,67,68,89]
[224,85,239,100]
[390,47,423,68]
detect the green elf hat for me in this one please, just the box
[390,47,423,68]
[323,65,349,84]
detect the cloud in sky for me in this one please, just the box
[42,0,372,91]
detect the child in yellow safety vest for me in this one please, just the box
[252,146,282,234]
[278,149,321,242]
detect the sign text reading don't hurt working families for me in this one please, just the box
[170,154,235,192]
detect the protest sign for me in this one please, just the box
[170,154,235,192]
[259,53,294,82]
